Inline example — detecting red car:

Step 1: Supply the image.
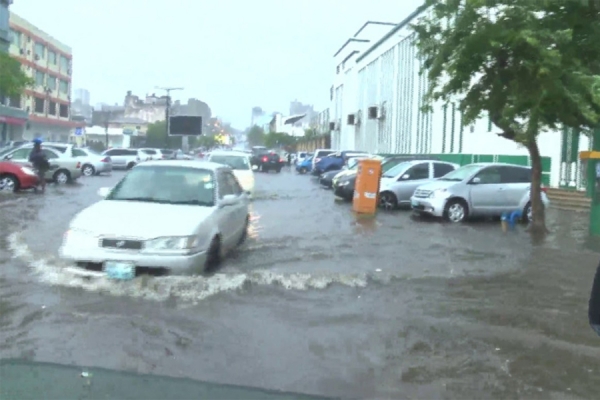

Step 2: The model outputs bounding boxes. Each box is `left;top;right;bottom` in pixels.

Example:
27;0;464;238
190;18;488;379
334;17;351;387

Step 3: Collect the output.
0;161;39;192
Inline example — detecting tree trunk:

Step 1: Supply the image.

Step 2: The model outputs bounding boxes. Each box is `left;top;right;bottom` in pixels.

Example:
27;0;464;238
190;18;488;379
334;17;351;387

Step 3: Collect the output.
525;137;549;236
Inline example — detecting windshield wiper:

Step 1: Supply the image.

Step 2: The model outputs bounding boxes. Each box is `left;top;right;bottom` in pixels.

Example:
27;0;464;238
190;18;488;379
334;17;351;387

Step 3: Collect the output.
112;197;164;203
438;178;462;181
166;200;214;206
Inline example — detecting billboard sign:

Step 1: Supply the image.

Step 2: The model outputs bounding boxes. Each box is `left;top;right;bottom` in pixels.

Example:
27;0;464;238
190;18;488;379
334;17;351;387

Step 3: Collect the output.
169;116;203;136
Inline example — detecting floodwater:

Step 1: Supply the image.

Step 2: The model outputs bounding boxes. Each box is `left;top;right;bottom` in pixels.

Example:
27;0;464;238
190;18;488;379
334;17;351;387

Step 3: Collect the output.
1;166;599;399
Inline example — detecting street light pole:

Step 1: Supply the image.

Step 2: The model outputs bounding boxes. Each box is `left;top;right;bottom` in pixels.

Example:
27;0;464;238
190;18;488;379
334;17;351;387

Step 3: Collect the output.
155;86;183;148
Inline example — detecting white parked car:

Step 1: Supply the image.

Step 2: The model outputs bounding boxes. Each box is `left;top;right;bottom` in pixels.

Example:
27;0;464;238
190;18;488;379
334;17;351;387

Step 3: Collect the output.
72;147;113;176
59;160;250;277
207;150;255;197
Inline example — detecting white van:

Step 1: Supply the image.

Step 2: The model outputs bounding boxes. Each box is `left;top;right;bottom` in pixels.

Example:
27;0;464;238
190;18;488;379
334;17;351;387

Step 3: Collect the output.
208;150;255;197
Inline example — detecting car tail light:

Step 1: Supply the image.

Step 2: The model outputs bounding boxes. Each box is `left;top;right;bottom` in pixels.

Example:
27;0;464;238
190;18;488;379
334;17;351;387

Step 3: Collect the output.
262;156;268;162
76;162;81;169
101;157;110;163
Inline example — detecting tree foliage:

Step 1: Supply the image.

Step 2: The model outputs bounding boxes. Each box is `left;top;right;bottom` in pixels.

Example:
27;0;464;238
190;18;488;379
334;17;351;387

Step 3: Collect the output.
265;132;296;149
0;52;34;98
246;125;265;146
145;120;183;148
303;128;319;138
411;0;600;235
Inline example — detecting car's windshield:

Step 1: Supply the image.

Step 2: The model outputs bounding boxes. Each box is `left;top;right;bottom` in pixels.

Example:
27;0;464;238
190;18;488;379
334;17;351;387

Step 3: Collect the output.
439;164;484;181
0;146;17;158
382;162;412;178
382;158;406;172
161;149;174;154
107;166;216;206
210;155;251;170
142;149;157;155
83;148;101;155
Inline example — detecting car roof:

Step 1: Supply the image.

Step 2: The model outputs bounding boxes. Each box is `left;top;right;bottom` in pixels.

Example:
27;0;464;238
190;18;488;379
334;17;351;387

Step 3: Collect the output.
139;160;226;171
209;150;249;157
466;162;531;168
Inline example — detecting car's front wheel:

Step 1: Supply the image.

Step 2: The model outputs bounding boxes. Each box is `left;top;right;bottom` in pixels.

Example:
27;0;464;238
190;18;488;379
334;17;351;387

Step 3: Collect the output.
0;174;18;192
444;199;468;222
379;191;398;210
298;167;307;174
204;236;222;272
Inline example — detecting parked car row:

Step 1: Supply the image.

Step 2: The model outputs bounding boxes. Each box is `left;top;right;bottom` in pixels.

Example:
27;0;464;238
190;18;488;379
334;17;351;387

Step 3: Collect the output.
298;150;550;223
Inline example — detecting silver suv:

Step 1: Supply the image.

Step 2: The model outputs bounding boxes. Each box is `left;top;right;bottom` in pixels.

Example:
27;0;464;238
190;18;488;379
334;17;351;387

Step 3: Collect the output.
101;148;144;170
410;162;550;222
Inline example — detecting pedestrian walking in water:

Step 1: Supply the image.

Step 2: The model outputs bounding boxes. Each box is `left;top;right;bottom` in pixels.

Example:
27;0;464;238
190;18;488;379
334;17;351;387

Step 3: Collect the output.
28;139;49;193
588;257;600;336
287;152;292;166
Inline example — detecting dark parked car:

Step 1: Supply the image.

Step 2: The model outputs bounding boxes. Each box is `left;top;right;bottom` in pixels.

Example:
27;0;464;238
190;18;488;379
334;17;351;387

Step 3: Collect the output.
254;151;285;173
319;157;365;188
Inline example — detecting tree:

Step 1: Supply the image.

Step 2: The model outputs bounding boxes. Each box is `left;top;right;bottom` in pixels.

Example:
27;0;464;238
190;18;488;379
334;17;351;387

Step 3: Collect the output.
0;52;33;98
304;128;319;138
145;120;182;148
264;132;296;149
196;135;218;149
411;0;600;235
247;125;265;146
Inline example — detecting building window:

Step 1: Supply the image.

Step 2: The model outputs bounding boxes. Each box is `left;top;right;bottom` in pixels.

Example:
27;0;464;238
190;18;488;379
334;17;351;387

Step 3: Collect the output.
0;6;7;32
48;50;57;65
9;95;21;108
10;28;20;47
59;55;69;71
35;70;45;87
49;101;57;116
59;79;68;94
47;75;56;90
59;104;69;118
34;98;44;114
34;42;45;59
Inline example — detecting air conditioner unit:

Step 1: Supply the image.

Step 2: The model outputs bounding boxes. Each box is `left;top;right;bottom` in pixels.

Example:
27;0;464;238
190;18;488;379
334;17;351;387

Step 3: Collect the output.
19;48;25;55
329;122;335;131
347;113;356;125
34;55;40;61
368;106;379;119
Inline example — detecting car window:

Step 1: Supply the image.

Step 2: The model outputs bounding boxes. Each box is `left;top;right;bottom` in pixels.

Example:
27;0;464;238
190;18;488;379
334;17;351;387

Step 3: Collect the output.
72;149;87;157
107;166;215;206
500;166;531;183
382;161;412;178
142;149;156;155
224;171;243;195
217;170;236;198
475;166;502;184
45;145;67;153
210;155;251;170
9;148;31;160
434;163;455;178
404;163;430;180
42;149;59;159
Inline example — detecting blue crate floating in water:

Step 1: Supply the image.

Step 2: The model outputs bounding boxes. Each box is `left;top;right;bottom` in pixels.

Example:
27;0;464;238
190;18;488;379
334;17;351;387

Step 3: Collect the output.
501;210;522;230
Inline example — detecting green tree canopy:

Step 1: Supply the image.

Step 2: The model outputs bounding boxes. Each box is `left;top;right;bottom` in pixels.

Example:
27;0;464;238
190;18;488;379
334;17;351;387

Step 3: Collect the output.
0;52;33;98
145;120;183;149
412;0;600;235
246;125;265;146
264;132;296;149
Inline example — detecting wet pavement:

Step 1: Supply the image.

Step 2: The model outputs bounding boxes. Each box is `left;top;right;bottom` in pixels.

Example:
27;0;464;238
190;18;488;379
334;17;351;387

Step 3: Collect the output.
1;167;600;399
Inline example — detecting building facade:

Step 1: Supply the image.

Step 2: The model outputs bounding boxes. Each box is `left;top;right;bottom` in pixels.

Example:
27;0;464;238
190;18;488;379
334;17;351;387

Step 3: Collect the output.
0;0;10;52
7;11;82;142
329;11;596;188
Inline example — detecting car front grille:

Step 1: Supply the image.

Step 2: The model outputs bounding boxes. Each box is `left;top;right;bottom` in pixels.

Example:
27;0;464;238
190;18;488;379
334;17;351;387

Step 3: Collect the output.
413;189;432;198
100;238;143;250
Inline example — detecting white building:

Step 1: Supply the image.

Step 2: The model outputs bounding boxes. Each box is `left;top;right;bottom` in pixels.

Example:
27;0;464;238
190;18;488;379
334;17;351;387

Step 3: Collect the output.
329;13;595;188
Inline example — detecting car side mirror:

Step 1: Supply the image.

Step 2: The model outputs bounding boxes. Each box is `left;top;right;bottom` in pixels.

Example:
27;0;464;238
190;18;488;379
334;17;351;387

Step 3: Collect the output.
252;165;258;171
470;177;481;184
4;154;12;160
400;174;410;180
97;187;111;197
219;194;237;207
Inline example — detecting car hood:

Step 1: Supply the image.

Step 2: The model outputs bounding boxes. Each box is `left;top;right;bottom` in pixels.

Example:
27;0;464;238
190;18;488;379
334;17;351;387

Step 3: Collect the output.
70;200;213;238
414;179;459;191
323;169;342;178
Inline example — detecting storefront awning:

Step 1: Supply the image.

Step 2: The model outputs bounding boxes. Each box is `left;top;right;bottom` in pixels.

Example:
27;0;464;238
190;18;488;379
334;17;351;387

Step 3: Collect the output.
0;105;29;126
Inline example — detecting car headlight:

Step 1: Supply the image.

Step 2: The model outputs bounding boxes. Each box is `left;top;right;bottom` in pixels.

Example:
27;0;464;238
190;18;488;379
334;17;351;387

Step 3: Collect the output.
21;167;37;176
340;180;350;187
63;228;98;248
144;236;198;252
429;189;450;198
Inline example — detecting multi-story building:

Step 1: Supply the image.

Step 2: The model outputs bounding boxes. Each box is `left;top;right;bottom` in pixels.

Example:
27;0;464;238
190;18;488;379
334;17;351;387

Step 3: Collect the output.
74;88;89;105
7;11;82;142
0;0;11;52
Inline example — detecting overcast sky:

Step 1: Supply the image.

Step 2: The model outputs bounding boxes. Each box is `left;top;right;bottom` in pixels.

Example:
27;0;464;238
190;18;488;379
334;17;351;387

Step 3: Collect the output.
12;0;422;128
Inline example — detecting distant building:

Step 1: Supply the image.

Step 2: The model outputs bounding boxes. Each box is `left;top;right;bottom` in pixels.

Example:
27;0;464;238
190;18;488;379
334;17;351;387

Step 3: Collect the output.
0;0;10;52
74;88;90;105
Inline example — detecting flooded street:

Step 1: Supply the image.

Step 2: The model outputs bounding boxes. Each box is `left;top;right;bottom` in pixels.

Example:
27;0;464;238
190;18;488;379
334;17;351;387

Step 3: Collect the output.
1;168;600;399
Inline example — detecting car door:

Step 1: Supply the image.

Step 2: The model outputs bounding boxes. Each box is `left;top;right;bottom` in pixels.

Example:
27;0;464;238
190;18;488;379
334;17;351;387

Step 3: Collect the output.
216;170;237;246
104;149;123;167
41;149;61;178
393;162;431;203
499;166;531;210
223;170;248;232
468;166;506;214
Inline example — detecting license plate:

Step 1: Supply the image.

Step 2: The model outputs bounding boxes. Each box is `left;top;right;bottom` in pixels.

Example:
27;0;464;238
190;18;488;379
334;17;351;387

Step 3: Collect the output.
411;200;419;207
104;261;135;280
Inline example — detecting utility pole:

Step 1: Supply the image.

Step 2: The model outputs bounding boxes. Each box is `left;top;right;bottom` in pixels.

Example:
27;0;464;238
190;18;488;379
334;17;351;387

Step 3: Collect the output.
155;86;183;149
